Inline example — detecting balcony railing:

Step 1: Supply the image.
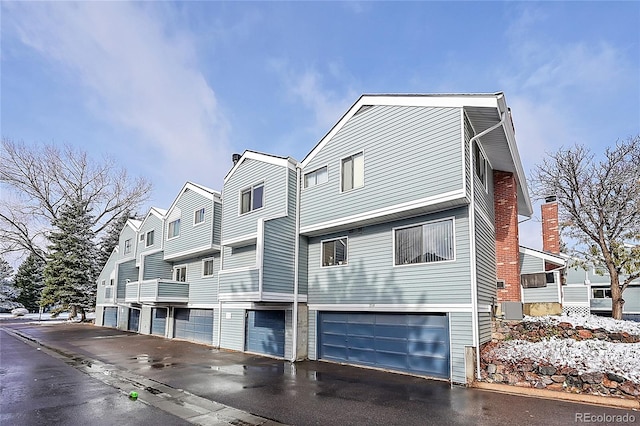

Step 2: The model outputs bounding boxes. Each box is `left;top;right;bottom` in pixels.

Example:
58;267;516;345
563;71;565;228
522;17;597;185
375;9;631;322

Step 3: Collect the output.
125;279;189;304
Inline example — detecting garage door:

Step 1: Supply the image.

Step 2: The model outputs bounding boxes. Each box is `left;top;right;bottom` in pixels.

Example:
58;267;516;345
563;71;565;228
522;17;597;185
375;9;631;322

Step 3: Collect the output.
103;307;118;328
128;308;140;332
173;308;213;344
246;310;285;357
151;308;167;336
319;312;450;379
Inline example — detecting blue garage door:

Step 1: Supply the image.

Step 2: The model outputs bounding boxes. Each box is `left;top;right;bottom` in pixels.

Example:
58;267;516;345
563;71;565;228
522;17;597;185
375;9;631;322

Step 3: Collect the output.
173;308;213;344
103;307;118;328
246;310;285;357
319;312;450;379
151;308;167;336
128;308;140;332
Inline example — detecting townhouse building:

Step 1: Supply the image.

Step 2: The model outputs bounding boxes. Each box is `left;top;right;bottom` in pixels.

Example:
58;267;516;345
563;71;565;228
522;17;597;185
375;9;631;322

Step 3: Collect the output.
95;92;535;384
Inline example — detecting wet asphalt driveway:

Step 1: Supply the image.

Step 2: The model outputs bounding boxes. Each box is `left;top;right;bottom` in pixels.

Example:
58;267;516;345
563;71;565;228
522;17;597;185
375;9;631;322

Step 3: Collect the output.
1;320;634;425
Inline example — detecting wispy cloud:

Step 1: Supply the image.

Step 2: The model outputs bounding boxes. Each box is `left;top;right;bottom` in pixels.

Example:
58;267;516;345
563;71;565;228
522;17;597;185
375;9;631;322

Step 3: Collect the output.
3;2;231;200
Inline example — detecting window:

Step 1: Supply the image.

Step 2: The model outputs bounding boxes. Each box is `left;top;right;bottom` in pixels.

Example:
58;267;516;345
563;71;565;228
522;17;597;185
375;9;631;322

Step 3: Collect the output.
145;230;155;247
592;288;612;298
168;219;180;239
521;273;548;288
202;259;214;277
322;237;348;267
394;219;455;265
124;239;132;254
474;142;488;190
304;166;328;188
174;265;187;282
109;279;114;286
139;234;145;242
341;152;364;192
240;183;264;214
101;279;106;286
194;207;205;225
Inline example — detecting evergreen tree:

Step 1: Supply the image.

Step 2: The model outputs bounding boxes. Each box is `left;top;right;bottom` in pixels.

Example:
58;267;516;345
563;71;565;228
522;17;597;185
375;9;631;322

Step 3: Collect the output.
96;210;131;270
0;258;22;311
14;251;46;312
41;199;98;321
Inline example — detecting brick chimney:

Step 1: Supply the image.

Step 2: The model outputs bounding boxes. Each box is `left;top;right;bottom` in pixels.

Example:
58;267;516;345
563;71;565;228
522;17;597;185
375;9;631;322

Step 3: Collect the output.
493;170;521;303
541;196;560;254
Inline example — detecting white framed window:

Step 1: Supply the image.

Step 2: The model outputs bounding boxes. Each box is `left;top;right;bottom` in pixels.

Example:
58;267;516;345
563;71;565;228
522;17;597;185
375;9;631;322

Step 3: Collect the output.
139;234;145;242
173;265;187;282
109;279;114;286
592;288;612;298
168;219;181;239
202;258;214;277
304;166;328;188
321;237;348;267
194;207;205;225
240;182;264;214
101;279;106;286
474;142;488;191
394;218;455;266
341;151;364;192
124;239;132;254
145;230;155;247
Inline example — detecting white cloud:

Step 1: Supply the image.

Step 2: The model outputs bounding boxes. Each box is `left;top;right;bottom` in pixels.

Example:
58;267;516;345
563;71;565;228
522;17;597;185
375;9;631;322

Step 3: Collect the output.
4;2;231;200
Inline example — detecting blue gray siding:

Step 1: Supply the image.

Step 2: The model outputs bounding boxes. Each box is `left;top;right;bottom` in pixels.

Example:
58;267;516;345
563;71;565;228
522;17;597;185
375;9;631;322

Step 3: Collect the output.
219;269;259;294
563;286;589;303
117;260;138;299
96;250;118;304
591;286;640;313
213;202;222;245
118;226;138;262
222;159;288;242
307;208;471;305
219;308;245;351
263;216;296;294
223;245;256;269
143;251;172;280
475;212;496;307
136;214;163;258
449;312;473;384
308;310;317;360
301;106;464;229
164;188;216;258
478;312;492;344
520;252;544;274
523;281;559;303
298;236;309;295
188;254;220;304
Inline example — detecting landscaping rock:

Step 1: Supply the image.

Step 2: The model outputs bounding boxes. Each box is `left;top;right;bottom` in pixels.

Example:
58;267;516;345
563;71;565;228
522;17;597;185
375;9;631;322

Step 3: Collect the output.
487;364;496;374
551;375;566;383
607;372;625;383
538;365;556;376
580;372;604;384
577;329;592;339
602;377;619;389
619;381;640;397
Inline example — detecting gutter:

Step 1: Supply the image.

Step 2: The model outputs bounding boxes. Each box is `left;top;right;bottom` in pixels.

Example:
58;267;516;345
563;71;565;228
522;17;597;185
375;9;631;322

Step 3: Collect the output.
291;167;301;362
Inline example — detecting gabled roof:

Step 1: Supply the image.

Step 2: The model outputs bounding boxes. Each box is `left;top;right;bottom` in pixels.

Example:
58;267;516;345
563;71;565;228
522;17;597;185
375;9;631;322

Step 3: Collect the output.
224;150;298;184
165;181;221;219
519;245;566;267
300;92;532;216
118;218;141;239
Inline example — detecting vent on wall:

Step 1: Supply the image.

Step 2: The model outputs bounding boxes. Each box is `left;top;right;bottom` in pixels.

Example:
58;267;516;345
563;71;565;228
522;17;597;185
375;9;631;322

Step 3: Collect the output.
496;280;505;289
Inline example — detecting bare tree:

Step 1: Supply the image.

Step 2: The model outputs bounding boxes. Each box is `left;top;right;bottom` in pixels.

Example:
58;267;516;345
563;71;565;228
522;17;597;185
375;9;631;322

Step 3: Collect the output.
0;138;152;259
531;135;640;319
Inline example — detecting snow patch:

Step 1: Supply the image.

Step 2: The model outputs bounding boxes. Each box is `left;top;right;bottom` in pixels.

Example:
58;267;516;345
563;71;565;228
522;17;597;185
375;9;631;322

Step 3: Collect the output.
524;314;640;336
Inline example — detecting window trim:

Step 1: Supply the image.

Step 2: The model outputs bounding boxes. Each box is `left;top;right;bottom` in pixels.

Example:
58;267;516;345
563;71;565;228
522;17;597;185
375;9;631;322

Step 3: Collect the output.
340;151;365;193
193;207;206;226
392;217;456;267
173;264;187;282
145;230;155;247
473;141;489;192
239;181;265;215
167;218;181;240
303;165;329;189
202;257;215;278
101;279;106;286
124;238;132;254
320;236;349;268
592;288;612;299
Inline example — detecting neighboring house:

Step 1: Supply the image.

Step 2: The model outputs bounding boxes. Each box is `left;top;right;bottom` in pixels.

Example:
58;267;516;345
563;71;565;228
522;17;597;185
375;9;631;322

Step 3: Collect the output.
95;92;535;385
519;246;565;305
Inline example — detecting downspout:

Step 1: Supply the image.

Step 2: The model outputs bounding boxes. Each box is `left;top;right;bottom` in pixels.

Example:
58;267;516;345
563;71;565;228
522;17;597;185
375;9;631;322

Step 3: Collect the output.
291;167;301;362
468;108;507;381
217;199;224;348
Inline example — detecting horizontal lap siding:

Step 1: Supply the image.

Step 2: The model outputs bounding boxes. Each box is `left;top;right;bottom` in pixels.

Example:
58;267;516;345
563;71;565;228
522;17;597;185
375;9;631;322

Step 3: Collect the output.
213;202;222;245
188;254;220;304
118;226;137;262
520;252;544;274
523;284;559;303
158;282;189;299
563;286;589;303
220;308;245;351
117;260;138;299
478;312;492;344
622;287;640;312
164;189;214;257
96;251;117;304
301;106;464;229
136;214;163;258
263;216;296;294
143;251;172;280
307;208;471;305
222;159;287;242
308;310;317;360
298;236;309;295
475;212;496;307
449;312;473;384
223;245;256;269
219;269;259;294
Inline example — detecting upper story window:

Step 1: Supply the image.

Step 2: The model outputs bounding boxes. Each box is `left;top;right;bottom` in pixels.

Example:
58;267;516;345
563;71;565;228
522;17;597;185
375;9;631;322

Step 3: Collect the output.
341;152;364;192
139;234;145;242
174;265;187;282
202;258;214;277
474;142;488;190
304;166;328;188
240;182;264;214
394;218;455;265
145;230;155;247
194;207;205;225
101;279;106;286
322;237;348;267
168;219;181;239
124;239;132;254
592;288;612;298
109;278;114;286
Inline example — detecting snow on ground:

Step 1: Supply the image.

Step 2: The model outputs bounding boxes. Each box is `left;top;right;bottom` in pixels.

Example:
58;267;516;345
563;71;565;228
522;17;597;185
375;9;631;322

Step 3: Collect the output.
0;312;95;322
491;338;640;383
524;314;640;336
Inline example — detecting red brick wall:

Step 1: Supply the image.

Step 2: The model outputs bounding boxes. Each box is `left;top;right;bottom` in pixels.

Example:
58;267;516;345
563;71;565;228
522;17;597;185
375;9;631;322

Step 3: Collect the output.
541;201;560;254
493;170;521;302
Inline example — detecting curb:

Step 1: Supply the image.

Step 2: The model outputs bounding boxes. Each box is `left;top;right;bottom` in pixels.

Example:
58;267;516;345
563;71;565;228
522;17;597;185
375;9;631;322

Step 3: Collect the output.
472;382;640;411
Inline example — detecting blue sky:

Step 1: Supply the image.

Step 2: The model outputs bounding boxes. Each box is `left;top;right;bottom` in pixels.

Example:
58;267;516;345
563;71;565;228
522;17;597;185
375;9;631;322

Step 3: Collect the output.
2;1;639;250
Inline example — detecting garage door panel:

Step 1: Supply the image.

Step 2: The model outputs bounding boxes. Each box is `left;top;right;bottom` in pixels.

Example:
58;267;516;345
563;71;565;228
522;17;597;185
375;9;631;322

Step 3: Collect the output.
319;312;450;379
246;310;285;357
174;308;213;344
103;307;117;328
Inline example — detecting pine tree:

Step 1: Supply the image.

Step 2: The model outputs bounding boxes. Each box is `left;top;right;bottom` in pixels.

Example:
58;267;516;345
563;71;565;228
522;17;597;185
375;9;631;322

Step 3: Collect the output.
96;210;131;271
41;199;98;321
14;251;46;312
0;258;22;312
